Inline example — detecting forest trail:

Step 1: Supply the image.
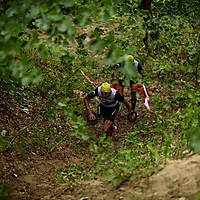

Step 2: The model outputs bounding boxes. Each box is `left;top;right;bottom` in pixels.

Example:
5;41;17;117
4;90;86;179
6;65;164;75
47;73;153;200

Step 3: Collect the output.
1;79;200;200
1;151;200;200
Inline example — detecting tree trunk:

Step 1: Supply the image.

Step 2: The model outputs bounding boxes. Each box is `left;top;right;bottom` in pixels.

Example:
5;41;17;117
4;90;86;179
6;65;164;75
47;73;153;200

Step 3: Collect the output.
138;0;153;51
195;54;200;87
138;0;153;21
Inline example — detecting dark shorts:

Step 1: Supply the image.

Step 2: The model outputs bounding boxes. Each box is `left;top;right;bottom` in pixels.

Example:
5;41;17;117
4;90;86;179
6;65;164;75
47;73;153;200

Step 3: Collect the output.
99;103;119;122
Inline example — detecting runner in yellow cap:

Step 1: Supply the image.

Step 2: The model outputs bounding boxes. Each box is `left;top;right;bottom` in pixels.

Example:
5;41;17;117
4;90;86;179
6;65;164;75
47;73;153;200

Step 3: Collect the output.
101;82;111;92
84;82;133;139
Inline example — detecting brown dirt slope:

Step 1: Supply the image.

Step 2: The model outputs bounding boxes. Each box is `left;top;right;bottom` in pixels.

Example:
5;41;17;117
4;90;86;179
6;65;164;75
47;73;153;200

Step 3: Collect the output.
1;80;200;200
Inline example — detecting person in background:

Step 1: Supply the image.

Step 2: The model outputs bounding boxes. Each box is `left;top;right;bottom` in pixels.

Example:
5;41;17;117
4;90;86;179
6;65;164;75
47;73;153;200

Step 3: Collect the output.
128;55;144;113
111;55;144;120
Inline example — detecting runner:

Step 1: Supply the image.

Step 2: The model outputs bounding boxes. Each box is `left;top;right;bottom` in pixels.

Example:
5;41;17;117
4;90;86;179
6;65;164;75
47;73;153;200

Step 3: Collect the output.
128;55;145;113
84;82;133;139
111;55;147;120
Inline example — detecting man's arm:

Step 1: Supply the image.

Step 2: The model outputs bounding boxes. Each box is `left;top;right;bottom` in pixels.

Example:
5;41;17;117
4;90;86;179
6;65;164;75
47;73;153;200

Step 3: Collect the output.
84;89;98;121
123;98;132;113
137;63;144;77
123;98;136;121
84;96;93;115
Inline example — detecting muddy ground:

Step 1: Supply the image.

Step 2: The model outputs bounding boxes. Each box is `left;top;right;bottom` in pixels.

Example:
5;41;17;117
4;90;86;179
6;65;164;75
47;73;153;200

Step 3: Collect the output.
1;149;200;200
1;82;200;200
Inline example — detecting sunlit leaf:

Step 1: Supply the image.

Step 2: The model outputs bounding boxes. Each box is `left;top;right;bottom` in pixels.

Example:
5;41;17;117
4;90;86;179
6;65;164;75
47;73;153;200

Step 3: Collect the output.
57;22;67;32
111;175;124;187
190;127;200;152
30;6;40;17
124;62;137;78
6;7;17;17
90;39;105;53
58;102;66;107
61;0;75;8
22;76;30;85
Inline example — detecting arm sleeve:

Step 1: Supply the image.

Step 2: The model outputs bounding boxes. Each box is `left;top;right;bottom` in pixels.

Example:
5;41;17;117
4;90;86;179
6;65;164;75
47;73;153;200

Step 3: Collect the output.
137;63;144;75
118;79;124;87
114;63;121;68
87;88;98;100
114;91;124;102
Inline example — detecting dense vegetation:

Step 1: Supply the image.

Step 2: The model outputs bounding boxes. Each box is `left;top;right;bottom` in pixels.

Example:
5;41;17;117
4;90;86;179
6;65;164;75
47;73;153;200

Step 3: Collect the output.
0;0;200;199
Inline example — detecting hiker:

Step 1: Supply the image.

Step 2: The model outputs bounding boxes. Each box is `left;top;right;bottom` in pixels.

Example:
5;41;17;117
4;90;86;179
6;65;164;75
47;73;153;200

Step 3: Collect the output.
112;55;146;118
84;82;133;139
128;55;145;112
111;64;124;96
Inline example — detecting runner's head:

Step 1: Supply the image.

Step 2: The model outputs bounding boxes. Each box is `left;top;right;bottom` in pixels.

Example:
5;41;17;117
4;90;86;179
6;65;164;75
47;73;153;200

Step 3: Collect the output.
127;55;134;61
101;82;111;98
101;82;111;92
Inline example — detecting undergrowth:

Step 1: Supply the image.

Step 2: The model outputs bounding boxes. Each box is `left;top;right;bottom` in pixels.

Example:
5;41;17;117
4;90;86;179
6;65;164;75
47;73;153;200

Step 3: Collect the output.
0;5;199;195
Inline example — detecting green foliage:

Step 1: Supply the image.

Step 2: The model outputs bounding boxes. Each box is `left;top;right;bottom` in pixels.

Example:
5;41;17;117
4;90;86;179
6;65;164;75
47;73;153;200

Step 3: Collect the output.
153;0;200;24
86;132;163;186
0;134;10;152
0;0;144;85
0;184;9;200
193;192;200;200
58;164;84;182
147;143;159;164
1;0;200;193
190;127;200;152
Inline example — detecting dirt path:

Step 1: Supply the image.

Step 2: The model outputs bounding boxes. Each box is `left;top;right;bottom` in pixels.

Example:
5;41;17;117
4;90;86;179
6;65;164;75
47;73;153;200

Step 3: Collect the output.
1;153;200;200
147;153;200;200
1;80;200;200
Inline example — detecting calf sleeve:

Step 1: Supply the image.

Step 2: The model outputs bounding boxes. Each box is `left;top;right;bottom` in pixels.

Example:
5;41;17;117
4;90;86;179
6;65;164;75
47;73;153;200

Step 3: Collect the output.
106;125;114;136
131;97;136;111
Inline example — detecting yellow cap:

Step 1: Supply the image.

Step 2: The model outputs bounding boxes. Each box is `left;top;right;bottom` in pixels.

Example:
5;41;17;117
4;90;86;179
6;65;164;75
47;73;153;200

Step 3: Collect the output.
128;55;134;60
101;82;111;92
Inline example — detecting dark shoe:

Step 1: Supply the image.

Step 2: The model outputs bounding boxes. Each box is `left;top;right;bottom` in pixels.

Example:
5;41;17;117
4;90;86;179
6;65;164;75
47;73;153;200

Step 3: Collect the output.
107;125;117;140
128;111;137;123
